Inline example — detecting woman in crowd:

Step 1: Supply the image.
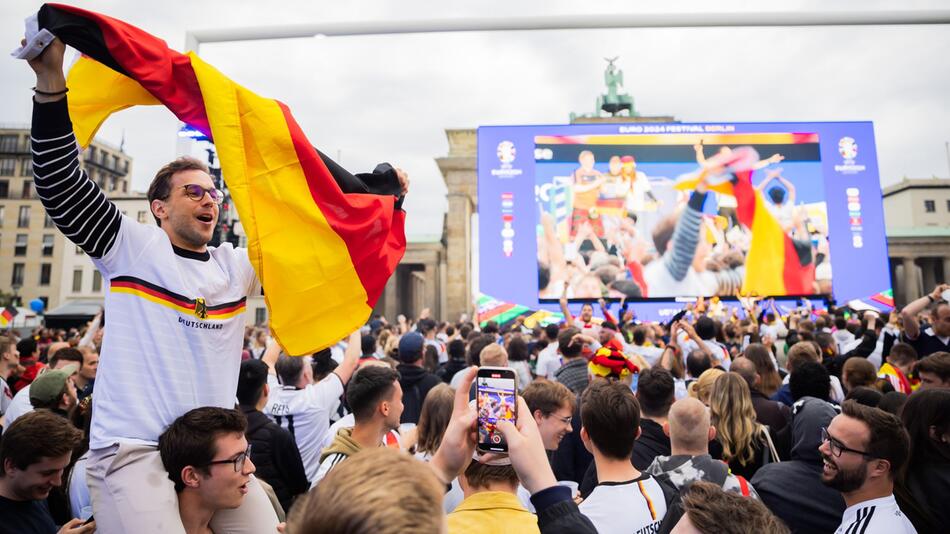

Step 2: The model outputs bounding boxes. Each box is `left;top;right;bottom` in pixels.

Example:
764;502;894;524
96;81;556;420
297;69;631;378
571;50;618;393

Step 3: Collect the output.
690;368;725;406
742;343;783;398
896;388;950;532
708;372;778;480
411;384;463;512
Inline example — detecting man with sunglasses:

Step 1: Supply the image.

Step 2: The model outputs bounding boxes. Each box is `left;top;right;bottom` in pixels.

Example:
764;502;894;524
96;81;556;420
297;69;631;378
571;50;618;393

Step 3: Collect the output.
819;401;917;534
25;38;408;534
159;407;257;534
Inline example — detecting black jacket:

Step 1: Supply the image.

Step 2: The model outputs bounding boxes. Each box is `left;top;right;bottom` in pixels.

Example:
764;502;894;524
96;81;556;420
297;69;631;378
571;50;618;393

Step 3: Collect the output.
551;394;593;484
397;364;442;425
751;397;845;534
750;389;791;434
437;359;468;384
240;405;309;513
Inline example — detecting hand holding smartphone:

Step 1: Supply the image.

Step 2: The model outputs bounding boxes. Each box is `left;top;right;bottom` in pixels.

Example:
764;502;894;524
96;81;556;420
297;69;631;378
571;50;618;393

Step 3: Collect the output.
476;367;518;453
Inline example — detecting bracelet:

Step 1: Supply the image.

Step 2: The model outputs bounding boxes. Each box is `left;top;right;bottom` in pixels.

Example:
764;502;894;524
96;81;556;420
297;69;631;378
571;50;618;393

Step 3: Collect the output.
927;295;935;303
32;87;68;96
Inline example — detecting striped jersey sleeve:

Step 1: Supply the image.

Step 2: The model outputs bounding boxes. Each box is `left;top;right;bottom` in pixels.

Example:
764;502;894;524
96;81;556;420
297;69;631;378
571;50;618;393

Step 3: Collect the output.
662;191;707;282
31;97;121;258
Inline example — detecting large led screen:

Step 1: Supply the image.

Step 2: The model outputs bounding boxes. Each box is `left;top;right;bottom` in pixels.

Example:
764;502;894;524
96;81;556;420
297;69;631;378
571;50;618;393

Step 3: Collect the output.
477;122;890;321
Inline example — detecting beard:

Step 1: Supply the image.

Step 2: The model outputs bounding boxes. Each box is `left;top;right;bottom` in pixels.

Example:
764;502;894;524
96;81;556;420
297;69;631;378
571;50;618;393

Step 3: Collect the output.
820;453;868;493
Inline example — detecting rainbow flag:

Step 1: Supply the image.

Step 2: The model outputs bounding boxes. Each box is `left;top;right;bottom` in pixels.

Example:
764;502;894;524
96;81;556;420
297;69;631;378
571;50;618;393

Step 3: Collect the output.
34;4;406;355
476;294;564;328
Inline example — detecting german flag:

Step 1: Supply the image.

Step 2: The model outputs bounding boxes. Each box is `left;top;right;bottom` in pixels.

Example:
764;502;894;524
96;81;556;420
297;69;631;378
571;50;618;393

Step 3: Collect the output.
0;306;17;327
32;4;406;355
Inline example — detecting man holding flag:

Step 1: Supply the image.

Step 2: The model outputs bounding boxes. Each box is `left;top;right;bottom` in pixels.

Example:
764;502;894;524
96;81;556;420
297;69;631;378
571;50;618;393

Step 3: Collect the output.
19;4;408;532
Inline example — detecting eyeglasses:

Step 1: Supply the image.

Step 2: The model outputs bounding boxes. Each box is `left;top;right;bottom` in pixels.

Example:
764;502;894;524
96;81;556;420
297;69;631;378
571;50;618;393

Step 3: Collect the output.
181;184;224;205
548;414;573;425
205;444;252;472
820;427;871;458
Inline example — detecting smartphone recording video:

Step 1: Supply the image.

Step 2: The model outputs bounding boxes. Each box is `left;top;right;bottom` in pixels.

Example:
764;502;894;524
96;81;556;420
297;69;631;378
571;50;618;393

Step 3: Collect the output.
476;367;518;453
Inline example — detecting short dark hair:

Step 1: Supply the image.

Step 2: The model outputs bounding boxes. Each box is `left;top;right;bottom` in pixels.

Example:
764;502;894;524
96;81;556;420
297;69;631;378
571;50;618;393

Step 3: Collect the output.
557;327;582;358
346;366;400;423
467;334;496;367
681;481;790;534
447;339;466;362
695;316;715;340
841;400;909;479
916;352;950;382
888;343;917;367
637;368;675;418
158;407;247;492
275;354;305;386
506;336;529;362
834;316;848;331
482;321;500;335
687;349;712;379
50;347;83;369
361;335;377;355
632;326;648;345
0;410;82;476
312;349;338;381
844;386;883;408
789;361;830;401
147;157;210;226
236;359;269;406
463;460;518;489
544;323;560;341
581;380;640;460
16;337;36;358
523;380;576;417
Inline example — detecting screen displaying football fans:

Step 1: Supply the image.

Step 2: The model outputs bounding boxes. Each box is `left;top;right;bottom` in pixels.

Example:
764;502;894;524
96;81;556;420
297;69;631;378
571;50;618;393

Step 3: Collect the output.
477;122;890;322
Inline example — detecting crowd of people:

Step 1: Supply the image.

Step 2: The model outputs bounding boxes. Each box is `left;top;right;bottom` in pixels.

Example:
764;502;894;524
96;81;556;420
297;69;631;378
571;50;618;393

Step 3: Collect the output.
2;34;949;534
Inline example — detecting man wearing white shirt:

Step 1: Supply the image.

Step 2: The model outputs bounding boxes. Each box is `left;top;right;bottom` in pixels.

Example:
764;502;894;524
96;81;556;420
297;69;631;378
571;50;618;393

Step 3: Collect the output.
820;401;916;533
535;324;564;380
262;332;359;485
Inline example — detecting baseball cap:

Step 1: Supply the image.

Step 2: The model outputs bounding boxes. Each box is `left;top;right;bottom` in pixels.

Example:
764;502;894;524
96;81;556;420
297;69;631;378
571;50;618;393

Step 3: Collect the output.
397;332;425;363
29;363;78;407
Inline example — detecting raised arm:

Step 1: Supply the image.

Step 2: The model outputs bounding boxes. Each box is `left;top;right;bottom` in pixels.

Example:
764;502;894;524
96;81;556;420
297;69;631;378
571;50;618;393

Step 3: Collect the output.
332;330;361;385
778;175;796;205
901;284;949;340
662;188;708;282
27;38;121;258
560;282;575;328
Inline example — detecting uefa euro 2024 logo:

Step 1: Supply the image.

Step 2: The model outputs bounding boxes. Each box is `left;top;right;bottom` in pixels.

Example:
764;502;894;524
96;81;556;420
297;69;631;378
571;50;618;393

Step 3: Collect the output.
497;141;516;165
838;137;858;163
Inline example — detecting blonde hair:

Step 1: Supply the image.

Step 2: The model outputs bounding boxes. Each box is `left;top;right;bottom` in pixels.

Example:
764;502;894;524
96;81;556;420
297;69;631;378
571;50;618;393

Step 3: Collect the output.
480;343;508;367
689;368;725;405
709;372;762;466
287;448;444;533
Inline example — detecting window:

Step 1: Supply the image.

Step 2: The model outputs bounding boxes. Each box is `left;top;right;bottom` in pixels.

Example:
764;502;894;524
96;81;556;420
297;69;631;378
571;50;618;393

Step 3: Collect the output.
14;234;27;256
44;213;54;228
255;308;268;326
0;205;5;226
42;234;53;256
137;210;147;223
11;263;24;286
21;180;32;199
0;158;14;176
20;160;32;177
17;205;29;228
925;200;936;213
39;263;51;286
122;181;128;193
0;135;18;152
72;269;83;293
112;155;120;170
92;270;102;292
0;181;8;198
946;199;950;212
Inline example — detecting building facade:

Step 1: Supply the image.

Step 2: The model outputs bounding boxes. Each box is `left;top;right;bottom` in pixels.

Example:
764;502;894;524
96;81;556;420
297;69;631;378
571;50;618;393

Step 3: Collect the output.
883;177;950;307
0;126;133;310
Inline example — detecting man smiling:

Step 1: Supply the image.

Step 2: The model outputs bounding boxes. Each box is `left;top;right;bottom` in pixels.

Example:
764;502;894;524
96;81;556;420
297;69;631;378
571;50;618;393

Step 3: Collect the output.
159;408;257;534
0;410;90;534
819;401;916;534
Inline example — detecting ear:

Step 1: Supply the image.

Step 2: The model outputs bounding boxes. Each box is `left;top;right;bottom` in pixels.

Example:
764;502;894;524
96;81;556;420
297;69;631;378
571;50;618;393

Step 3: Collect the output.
380;400;390;418
708;425;717;442
662;421;671;438
634;426;642;441
579;426;592;452
181;465;202;489
869;458;891;480
533;409;544;425
3;457;18;475
150;198;167;222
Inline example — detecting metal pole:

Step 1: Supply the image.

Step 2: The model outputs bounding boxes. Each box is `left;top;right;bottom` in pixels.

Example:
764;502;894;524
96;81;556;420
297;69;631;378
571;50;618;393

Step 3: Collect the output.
185;10;950;51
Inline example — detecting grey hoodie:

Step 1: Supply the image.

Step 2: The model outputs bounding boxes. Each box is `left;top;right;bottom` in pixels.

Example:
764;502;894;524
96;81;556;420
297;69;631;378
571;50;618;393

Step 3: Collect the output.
751;396;846;534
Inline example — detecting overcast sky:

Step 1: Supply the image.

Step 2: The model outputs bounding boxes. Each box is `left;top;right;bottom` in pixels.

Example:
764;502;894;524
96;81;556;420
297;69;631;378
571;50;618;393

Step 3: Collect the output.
3;0;949;239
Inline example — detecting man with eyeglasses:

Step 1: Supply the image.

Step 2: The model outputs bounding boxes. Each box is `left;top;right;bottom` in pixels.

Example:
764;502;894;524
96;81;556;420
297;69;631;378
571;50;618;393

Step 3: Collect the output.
819;400;917;533
25;38;408;534
159;407;257;534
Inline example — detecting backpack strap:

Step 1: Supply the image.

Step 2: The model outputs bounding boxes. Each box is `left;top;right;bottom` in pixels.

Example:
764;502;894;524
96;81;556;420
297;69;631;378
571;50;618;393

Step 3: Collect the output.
736;475;751;497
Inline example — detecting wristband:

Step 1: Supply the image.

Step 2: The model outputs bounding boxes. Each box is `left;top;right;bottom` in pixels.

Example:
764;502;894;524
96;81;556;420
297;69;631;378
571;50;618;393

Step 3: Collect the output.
927;295;935;303
32;86;68;96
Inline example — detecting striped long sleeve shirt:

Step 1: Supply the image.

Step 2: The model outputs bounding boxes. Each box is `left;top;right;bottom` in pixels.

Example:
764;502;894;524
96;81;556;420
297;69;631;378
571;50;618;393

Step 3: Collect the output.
31;97;121;258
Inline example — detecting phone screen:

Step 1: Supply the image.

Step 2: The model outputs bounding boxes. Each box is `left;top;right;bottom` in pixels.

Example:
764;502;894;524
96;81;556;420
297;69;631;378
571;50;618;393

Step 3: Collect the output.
477;369;517;452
